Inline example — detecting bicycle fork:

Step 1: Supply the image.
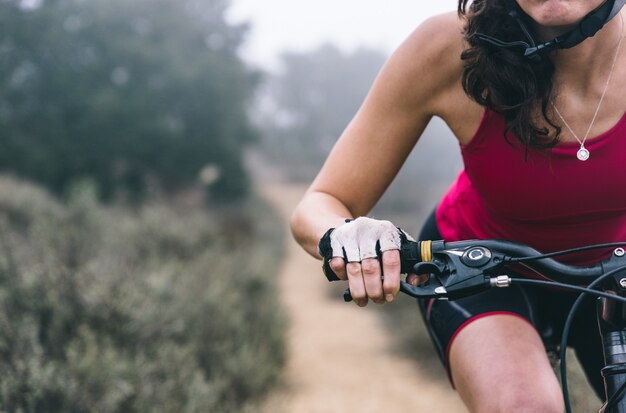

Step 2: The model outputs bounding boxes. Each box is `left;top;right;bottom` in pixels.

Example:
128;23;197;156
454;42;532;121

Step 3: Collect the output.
598;295;626;413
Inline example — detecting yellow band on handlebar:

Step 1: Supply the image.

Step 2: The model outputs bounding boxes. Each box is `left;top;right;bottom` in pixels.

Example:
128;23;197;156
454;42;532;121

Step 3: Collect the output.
421;240;432;262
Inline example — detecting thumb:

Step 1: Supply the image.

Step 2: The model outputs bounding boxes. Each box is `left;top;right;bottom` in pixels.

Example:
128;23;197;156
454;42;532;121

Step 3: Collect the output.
406;273;430;287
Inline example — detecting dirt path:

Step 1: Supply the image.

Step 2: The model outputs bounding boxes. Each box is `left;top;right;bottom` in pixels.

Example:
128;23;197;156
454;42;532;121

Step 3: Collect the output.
262;183;467;413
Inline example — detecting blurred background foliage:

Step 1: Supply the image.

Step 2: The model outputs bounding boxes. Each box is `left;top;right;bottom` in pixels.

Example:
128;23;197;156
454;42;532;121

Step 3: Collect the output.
0;177;284;412
0;0;286;411
0;0;256;201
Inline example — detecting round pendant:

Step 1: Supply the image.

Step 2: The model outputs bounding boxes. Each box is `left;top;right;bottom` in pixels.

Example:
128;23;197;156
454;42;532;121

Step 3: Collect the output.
577;147;590;161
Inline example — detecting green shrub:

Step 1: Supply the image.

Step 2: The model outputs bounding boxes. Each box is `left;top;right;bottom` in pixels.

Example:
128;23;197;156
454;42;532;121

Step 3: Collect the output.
0;176;285;412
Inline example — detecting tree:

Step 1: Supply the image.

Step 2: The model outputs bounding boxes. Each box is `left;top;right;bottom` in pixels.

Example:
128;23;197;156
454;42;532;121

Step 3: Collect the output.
0;0;257;200
255;44;387;180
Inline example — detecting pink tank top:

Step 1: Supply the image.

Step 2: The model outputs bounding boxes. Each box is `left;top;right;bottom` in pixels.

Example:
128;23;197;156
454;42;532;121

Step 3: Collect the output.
436;109;626;266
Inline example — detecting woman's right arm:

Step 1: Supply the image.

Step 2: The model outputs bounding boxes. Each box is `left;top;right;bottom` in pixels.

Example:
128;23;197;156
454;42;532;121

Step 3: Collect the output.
290;12;466;305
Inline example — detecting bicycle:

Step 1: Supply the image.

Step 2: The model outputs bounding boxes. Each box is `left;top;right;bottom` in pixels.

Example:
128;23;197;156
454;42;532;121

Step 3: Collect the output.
328;238;626;413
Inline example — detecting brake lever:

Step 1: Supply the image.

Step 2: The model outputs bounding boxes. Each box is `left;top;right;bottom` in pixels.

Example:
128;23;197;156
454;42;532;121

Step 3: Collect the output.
398;261;451;298
343;260;450;302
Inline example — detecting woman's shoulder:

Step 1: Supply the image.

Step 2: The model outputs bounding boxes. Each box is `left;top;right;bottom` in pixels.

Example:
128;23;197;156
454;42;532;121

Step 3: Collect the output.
377;11;469;118
395;12;466;78
380;12;483;141
408;12;466;52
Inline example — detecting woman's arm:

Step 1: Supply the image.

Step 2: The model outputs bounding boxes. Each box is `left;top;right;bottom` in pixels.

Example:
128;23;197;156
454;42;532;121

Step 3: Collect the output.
290;12;466;304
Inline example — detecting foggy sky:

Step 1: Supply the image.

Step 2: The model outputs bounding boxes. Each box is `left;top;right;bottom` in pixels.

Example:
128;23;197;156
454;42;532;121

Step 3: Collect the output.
227;0;459;70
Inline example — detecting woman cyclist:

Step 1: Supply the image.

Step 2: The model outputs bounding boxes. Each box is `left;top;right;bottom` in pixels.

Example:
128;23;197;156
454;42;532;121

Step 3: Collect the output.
290;1;626;412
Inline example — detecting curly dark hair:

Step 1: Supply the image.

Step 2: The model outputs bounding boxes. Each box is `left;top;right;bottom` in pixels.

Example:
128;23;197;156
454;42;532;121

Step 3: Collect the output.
458;0;561;149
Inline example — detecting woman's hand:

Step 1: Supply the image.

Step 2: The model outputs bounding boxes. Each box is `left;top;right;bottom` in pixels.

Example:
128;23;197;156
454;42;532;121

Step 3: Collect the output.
318;217;413;306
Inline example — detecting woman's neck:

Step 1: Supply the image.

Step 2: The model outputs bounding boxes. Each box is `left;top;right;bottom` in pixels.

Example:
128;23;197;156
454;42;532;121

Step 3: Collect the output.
548;11;625;86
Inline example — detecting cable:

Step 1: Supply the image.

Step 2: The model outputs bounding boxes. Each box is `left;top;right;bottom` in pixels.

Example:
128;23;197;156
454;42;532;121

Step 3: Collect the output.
511;266;626;412
557;265;626;413
510;278;626;304
507;242;626;263
473;33;530;49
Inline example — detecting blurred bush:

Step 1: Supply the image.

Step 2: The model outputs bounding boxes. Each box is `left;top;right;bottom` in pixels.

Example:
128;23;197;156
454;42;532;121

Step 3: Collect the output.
0;176;284;412
0;0;257;201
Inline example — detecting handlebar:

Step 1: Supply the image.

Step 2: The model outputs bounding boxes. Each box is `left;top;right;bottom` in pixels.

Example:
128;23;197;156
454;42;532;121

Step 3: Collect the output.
330;239;626;302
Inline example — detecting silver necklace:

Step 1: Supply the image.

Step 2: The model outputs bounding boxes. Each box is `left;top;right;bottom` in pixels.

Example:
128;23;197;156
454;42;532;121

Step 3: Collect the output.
551;15;624;161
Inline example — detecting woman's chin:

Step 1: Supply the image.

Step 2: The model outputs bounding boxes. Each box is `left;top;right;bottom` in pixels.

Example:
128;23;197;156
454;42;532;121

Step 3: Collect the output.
516;0;603;28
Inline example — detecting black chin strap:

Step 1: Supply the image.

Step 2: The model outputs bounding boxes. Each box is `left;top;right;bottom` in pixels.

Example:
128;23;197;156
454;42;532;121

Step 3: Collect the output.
475;0;625;60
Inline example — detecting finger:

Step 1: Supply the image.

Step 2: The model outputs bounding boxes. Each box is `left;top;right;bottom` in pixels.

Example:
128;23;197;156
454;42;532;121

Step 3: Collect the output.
381;250;401;302
361;258;384;304
346;262;367;307
328;257;348;280
406;273;430;287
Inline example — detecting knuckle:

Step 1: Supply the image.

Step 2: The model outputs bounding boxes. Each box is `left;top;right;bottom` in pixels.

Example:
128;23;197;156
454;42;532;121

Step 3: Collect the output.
360;260;380;276
329;258;345;272
382;252;400;267
345;262;362;277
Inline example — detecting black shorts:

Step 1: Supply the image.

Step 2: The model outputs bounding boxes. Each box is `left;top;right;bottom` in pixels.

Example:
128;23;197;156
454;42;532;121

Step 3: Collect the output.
417;210;604;398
